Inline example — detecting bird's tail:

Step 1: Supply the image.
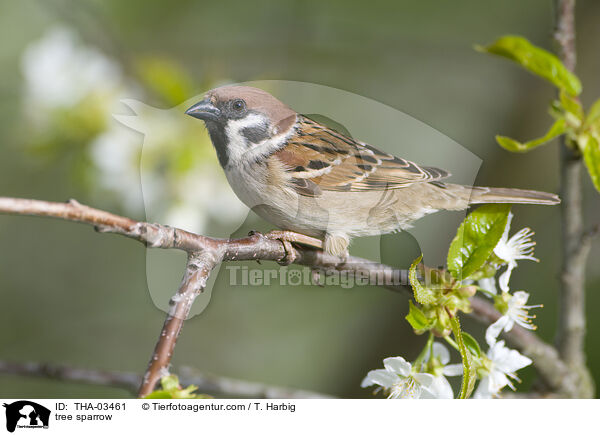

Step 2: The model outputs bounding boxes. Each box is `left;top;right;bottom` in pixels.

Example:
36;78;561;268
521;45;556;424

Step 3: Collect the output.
466;186;560;205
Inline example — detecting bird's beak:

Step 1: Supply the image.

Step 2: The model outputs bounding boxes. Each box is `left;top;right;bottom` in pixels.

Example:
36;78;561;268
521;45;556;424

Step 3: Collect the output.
185;98;221;121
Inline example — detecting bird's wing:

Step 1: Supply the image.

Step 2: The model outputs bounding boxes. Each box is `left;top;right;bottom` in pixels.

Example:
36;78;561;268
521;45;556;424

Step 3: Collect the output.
272;115;450;196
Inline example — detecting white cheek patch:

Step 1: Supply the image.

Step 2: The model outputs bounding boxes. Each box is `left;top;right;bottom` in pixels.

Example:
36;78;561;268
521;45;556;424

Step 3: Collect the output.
225;113;297;168
225;114;266;164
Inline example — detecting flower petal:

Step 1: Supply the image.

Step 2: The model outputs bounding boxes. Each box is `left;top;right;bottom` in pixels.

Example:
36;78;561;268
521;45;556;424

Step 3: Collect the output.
488;340;532;376
473;376;493;399
489;369;510;392
432;342;450;365
383;356;411;376
413;372;434;388
361;369;397;388
495;212;514;253
498;263;515;293
428;376;454;399
511;290;530;306
485;315;510;346
442;364;463;377
496;349;532;373
391;383;422;399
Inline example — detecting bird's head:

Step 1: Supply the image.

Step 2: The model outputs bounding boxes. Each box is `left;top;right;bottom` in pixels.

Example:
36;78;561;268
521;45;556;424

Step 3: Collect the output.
185;86;296;168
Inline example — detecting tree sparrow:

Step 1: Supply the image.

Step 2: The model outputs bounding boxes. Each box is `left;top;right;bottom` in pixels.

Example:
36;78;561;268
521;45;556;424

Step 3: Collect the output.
186;86;559;257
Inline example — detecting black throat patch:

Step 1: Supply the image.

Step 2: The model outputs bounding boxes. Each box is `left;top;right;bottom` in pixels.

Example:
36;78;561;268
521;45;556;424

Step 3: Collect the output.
205;122;229;168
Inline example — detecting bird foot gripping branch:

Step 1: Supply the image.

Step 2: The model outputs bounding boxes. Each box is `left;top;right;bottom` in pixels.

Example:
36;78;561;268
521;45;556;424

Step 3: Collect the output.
248;230;324;265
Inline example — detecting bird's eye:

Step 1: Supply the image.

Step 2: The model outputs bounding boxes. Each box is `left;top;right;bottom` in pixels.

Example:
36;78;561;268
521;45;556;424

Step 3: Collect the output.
231;99;245;112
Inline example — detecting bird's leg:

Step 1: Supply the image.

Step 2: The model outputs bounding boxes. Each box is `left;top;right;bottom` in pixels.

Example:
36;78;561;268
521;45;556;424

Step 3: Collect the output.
249;230;324;265
264;230;324;249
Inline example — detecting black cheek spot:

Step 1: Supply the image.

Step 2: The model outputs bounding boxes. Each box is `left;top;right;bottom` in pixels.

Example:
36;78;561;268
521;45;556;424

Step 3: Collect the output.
308;160;329;170
240;125;269;144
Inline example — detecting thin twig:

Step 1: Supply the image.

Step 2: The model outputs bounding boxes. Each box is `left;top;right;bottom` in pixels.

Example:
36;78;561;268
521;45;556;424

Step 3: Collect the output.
0;360;333;399
553;0;595;397
0;360;141;393
138;251;222;397
177;366;334;398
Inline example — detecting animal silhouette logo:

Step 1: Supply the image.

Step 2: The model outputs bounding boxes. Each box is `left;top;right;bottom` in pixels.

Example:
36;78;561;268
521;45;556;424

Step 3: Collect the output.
3;401;50;432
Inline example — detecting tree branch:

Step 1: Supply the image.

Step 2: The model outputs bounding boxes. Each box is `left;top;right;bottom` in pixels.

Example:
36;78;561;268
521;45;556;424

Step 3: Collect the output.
0;196;576;397
0;360;333;399
553;0;595;397
138;251;222;397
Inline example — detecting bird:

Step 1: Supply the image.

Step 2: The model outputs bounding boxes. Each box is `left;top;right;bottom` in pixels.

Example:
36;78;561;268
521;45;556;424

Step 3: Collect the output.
185;85;559;258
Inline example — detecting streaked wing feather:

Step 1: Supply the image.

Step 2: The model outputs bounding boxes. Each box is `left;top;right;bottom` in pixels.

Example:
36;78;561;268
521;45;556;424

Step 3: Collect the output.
274;116;450;196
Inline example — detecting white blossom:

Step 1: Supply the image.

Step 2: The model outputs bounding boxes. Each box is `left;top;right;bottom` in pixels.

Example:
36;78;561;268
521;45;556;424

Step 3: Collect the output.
424;342;463;399
361;357;438;399
485;291;542;345
89;124;144;214
473;339;532;399
21;27;123;111
493;212;538;292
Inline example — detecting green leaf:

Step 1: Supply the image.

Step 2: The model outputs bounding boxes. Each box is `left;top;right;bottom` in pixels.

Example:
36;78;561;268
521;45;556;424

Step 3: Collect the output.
409;255;437;305
160;374;180;391
496;118;567;153
144;390;174;399
559;90;584;123
450;316;477;399
584;98;600;130
447;204;511;280
405;300;434;333
579;133;600;192
142;374;210;399
476;35;582;96
461;332;482;358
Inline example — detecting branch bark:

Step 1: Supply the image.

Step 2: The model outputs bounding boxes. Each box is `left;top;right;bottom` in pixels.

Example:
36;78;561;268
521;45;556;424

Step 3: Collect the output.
138;251;222;397
553;0;595;398
0;360;333;399
0;196;578;397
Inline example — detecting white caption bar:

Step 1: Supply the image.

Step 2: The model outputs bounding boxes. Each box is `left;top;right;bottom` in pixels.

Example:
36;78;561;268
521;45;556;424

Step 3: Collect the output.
0;399;594;434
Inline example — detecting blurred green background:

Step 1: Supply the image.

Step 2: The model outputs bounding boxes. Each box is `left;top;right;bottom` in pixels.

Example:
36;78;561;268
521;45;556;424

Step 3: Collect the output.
0;0;599;398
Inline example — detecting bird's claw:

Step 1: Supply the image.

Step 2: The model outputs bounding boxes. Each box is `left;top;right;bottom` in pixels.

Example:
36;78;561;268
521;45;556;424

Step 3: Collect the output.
249;230;324;265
